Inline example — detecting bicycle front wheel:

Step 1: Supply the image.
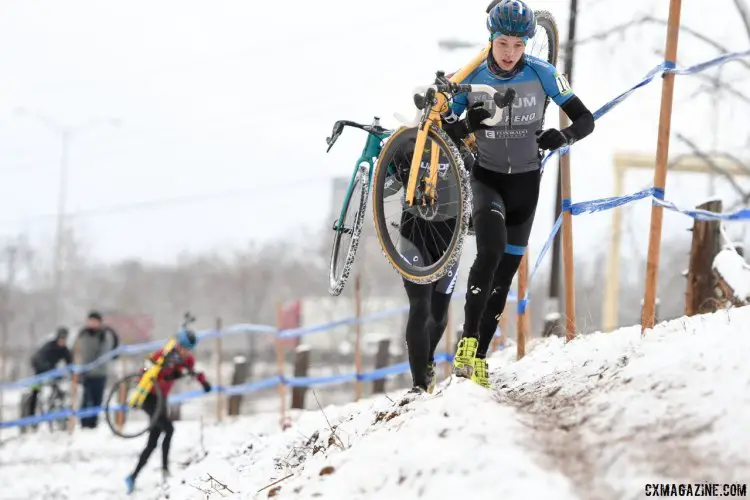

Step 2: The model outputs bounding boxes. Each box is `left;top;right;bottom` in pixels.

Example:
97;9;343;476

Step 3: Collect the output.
328;163;370;296
371;125;471;284
104;373;165;439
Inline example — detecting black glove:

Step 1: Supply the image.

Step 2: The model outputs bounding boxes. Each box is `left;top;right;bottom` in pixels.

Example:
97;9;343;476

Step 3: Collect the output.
465;101;492;132
536;128;570;151
201;380;212;393
442;102;492;144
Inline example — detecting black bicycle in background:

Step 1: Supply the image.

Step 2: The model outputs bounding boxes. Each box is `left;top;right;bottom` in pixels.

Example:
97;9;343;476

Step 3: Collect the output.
23;377;69;432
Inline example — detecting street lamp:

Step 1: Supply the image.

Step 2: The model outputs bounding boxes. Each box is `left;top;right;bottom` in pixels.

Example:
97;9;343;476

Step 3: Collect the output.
12;107;121;327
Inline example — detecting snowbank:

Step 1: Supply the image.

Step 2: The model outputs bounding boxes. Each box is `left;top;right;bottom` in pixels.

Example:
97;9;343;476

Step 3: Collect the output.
2;306;749;500
713;248;750;303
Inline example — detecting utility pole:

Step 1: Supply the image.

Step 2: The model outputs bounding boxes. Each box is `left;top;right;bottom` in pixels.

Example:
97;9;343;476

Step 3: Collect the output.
52;130;70;329
13;108;120;327
546;0;578;337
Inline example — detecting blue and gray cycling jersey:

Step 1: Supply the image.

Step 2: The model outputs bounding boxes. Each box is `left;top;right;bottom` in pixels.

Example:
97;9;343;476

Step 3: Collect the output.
450;54;575;174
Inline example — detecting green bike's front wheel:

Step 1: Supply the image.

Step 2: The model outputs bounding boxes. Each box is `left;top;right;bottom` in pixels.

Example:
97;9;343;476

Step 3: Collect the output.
328;163;370;296
371;125;471;284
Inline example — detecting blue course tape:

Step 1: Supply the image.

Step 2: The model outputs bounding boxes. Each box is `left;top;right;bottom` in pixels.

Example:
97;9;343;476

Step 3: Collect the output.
0;324;277;391
0;354;456;429
541;49;750;171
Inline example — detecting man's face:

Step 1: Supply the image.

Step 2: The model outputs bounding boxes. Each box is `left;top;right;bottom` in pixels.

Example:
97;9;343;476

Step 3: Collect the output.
56;337;67;347
491;35;526;71
86;317;102;330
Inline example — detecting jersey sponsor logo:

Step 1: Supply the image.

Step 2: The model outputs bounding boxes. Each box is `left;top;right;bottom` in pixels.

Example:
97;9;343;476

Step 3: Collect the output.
484;129;528;139
554;72;572;95
513;112;537;123
513;95;537;108
471;94;537;109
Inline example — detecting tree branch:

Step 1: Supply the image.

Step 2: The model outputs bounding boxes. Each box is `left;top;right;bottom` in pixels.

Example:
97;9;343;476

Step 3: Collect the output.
732;0;750;42
675;133;749;201
563;15;750;73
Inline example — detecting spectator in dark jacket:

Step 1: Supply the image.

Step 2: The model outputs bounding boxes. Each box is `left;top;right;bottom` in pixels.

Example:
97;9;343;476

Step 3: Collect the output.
75;310;120;429
27;327;72;417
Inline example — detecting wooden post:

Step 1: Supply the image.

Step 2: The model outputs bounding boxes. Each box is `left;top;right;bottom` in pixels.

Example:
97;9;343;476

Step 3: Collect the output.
603;165;625;332
291;345;310;409
115;356;127;431
67;339;81;434
372;338;390;394
641;298;660;325
0;310;6;442
685;200;723;316
214;317;223;422
227;356;249;416
641;0;683;334
559;115;577;342
516;253;529;360
443;303;453;378
493;312;507;352
354;274;363;402
274;304;287;428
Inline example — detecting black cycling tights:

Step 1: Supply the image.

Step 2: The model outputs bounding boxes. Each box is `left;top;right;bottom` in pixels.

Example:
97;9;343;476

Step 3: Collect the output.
132;393;174;479
403;279;454;390
463;166;541;358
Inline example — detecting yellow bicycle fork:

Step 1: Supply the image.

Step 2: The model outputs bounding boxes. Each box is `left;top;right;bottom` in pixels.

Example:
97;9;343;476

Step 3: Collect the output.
404;45;490;207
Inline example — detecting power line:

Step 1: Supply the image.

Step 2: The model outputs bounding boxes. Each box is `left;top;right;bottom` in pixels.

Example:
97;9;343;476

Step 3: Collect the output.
0;175;333;228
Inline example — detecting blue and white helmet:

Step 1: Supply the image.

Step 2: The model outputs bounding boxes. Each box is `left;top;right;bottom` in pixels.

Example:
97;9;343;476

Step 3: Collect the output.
487;0;536;40
176;329;198;350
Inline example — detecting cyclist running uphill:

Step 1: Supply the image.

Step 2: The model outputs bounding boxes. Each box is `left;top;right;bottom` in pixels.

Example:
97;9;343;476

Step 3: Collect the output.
443;0;595;388
125;329;212;495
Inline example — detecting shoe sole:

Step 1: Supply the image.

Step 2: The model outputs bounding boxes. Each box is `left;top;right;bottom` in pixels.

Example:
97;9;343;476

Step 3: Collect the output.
452;364;474;379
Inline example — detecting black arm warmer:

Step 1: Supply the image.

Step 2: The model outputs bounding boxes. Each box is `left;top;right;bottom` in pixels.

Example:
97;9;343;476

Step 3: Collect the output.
560;95;595;144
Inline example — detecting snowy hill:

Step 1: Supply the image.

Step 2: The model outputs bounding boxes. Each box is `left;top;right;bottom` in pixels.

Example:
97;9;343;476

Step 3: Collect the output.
2;306;749;500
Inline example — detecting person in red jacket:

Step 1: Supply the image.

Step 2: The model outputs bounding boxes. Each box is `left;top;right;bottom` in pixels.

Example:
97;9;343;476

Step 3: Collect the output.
125;329;211;494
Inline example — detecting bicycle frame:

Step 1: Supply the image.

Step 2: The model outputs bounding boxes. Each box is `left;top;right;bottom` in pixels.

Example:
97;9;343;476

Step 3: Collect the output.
404;45;491;207
328;119;392;231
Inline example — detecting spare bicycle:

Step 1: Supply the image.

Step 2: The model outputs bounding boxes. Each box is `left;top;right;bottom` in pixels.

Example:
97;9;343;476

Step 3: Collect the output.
325;117;391;296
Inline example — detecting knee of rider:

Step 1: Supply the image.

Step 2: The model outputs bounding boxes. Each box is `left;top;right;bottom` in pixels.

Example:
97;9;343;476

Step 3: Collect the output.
408;296;431;320
474;210;507;251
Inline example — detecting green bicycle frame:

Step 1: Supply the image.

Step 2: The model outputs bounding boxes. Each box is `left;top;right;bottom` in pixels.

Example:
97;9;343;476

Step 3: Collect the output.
334;128;392;230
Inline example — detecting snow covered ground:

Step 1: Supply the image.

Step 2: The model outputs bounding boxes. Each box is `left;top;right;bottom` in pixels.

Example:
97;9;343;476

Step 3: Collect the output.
2;306;749;500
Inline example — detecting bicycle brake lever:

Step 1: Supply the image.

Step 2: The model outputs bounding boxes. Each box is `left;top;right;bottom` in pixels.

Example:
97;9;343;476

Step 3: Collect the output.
494;88;517;108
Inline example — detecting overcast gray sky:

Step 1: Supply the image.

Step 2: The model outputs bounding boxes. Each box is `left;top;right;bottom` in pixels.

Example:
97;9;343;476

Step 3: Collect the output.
0;0;749;268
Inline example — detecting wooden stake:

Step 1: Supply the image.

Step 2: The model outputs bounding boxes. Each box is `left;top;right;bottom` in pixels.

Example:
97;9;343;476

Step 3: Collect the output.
274;304;287;428
444;303;453;378
641;0;683;333
560;111;577;342
214;317;223;422
354;274;363;402
516;253;529;360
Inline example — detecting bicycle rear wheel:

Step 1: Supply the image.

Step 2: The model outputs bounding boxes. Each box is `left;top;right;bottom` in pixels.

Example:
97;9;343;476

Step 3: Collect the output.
328;163;370;296
104;373;165;439
371;125;471;284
